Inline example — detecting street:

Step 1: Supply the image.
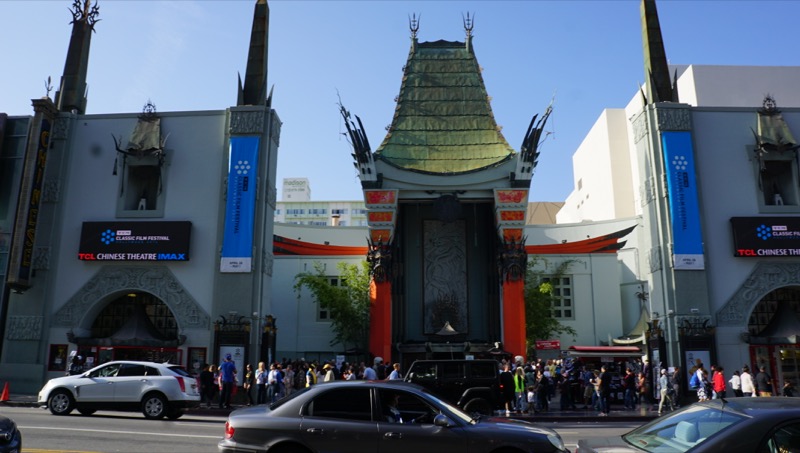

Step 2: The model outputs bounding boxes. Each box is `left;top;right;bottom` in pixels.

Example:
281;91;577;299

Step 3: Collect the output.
5;405;637;452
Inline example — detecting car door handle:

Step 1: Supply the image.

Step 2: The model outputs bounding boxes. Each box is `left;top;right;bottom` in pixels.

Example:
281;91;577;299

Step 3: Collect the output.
306;428;324;435
384;432;403;439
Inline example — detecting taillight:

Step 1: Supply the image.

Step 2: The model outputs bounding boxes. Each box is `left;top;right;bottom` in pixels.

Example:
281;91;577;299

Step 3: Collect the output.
224;421;235;439
175;376;186;392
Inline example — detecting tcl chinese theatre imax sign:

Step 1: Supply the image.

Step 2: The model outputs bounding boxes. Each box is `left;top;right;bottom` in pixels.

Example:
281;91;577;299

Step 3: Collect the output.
78;221;191;261
731;217;800;257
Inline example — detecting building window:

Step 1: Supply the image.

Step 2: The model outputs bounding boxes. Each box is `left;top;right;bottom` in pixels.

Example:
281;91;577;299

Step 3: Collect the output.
543;276;574;320
332;208;348;215
275;209;281;215
752;147;800;212
116;157;167;218
316;277;339;322
309;208;327;215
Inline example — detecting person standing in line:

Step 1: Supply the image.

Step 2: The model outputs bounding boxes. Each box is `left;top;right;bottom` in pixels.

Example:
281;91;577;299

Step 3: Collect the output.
218;354;237;409
283;364;295;397
658;369;673;415
363;361;378;380
514;366;527;413
322;363;336;382
740;365;755;397
499;362;516;415
243;363;254;406
387;363;402;380
636;371;648;409
755;366;774;397
622;368;636;410
198;363;215;408
596;365;611;416
255;362;268;405
783;380;795;397
729;370;742;397
712;366;727;399
670;366;682;407
305;363;318;387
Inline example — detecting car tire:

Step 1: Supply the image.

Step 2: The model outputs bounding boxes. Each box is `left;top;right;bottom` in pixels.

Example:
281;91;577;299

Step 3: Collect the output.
166;409;184;420
142;393;168;419
48;389;75;416
77;407;97;416
463;397;492;416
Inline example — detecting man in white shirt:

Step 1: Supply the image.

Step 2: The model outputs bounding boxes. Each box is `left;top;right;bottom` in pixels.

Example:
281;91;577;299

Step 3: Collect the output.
387;363;402;380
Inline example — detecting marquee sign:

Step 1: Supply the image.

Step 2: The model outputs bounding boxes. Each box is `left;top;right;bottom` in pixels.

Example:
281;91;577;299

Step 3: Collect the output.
78;221;191;261
731;217;800;257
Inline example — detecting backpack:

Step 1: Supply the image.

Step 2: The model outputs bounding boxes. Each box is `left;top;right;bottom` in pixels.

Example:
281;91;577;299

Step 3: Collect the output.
689;372;701;389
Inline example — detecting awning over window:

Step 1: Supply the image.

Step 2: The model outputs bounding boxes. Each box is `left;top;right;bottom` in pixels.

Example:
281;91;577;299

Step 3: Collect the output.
567;345;643;358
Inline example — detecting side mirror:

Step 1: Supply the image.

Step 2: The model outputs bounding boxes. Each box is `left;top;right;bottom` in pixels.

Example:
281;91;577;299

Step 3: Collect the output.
433;414;454;428
406;372;415;381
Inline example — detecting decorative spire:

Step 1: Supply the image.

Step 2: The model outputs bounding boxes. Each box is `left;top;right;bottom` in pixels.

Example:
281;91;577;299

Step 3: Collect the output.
463;12;474;50
238;0;270;106
640;0;677;104
55;0;100;114
409;13;420;40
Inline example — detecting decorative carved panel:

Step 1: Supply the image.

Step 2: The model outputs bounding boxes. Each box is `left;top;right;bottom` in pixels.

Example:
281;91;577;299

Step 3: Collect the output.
423;220;467;334
656;108;691;132
717;263;800;326
631;111;649;144
53;266;210;329
51;118;69;140
263;250;274;276
6;316;42;340
229;110;265;135
42;179;61;203
647;246;662;273
33;246;50;270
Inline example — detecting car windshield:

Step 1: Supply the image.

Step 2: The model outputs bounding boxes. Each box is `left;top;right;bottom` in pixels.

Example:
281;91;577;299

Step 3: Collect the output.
622;404;746;453
414;387;474;424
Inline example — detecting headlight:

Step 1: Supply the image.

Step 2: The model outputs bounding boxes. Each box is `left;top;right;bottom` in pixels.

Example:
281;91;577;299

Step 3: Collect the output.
547;433;566;452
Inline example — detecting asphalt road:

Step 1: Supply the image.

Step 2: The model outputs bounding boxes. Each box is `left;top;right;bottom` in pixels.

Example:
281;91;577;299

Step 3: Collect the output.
5;405;638;453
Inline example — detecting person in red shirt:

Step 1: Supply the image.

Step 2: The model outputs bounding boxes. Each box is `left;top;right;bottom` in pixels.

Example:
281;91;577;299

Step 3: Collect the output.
712;365;727;399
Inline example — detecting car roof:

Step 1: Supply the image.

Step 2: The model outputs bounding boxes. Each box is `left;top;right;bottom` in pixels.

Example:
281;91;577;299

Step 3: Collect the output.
94;361;179;368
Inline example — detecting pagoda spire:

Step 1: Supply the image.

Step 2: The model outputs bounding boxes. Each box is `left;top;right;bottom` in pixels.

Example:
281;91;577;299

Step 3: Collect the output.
55;0;100;114
641;0;677;104
238;0;270;106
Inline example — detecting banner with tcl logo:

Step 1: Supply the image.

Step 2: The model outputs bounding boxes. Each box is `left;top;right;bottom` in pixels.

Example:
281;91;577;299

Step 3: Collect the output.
731;217;800;257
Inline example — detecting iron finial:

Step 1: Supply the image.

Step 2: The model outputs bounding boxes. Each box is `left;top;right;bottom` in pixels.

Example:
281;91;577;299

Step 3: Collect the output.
409;13;420;39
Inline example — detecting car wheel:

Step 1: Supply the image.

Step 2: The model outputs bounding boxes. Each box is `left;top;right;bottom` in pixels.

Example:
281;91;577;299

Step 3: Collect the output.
166;409;184;420
48;390;75;416
77;407;97;416
142;393;168;419
463;397;492;416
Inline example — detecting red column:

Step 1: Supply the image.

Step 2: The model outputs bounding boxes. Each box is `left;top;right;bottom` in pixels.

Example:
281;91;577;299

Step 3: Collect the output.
502;278;526;361
369;279;392;363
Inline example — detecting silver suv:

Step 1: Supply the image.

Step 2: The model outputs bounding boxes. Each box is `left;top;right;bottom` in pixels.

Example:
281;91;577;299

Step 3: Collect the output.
38;360;201;419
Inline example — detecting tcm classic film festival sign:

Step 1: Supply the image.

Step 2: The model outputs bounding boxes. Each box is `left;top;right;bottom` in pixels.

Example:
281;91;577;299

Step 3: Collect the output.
731;217;800;257
78;221;191;261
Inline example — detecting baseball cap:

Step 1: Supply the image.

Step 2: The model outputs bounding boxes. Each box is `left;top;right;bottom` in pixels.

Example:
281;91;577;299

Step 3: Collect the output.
225;353;232;360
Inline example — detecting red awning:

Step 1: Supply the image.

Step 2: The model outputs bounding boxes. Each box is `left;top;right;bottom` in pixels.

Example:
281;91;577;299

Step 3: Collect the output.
567;345;643;358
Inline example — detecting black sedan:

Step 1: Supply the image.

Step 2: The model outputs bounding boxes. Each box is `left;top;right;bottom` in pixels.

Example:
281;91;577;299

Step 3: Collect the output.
0;415;21;453
577;397;800;453
219;380;567;453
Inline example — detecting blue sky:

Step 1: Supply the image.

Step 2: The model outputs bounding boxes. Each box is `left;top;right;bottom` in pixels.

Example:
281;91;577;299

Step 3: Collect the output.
3;1;799;203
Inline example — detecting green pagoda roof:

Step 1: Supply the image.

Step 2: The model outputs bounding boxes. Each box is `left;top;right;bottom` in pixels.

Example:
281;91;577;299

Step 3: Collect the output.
375;38;515;174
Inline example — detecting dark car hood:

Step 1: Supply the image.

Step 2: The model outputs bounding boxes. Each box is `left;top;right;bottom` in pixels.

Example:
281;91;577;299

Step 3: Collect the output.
0;416;16;432
477;416;558;436
577;436;642;452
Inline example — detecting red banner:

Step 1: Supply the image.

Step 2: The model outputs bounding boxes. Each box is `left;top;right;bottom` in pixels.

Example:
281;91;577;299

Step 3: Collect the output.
535;340;561;350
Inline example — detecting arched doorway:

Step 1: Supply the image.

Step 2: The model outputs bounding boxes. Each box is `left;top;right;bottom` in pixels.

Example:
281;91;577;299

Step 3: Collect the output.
69;291;185;367
747;286;800;393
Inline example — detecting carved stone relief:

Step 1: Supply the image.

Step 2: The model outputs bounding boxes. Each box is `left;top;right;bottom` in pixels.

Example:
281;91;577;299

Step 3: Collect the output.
230;110;265;135
656;108;691;132
423;220;467;334
53;266;210;330
631;111;649;144
33;247;50;270
717;263;800;326
42;179;61;203
51;118;70;140
263;250;274;276
270;113;282;147
6;316;42;340
640;176;656;207
647;246;662;273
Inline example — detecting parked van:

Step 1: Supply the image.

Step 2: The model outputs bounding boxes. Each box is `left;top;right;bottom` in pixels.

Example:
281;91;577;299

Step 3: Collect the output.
403;359;502;415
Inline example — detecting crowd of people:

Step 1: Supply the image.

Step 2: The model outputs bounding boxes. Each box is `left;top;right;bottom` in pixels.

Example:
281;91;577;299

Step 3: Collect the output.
193;353;796;413
195;356;403;408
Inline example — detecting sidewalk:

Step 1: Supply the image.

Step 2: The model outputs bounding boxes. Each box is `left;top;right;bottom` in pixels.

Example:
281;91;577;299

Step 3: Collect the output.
2;393;661;422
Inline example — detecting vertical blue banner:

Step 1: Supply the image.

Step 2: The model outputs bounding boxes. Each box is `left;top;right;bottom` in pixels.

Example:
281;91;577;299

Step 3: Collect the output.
220;136;260;272
662;131;704;270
